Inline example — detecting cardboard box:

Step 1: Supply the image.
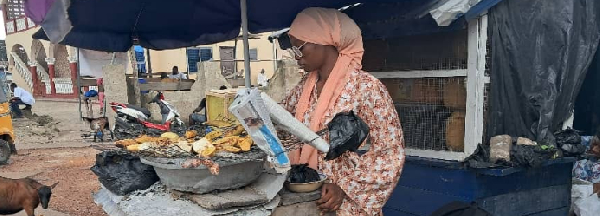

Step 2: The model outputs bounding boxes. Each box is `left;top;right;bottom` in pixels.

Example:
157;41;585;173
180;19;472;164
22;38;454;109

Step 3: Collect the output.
206;89;239;123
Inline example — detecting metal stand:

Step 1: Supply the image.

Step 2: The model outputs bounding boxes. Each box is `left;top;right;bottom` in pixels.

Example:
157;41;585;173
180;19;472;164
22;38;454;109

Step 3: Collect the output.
240;0;252;88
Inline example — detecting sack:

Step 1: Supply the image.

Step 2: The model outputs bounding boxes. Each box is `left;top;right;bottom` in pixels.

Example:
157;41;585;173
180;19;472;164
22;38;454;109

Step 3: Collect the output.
90;150;159;196
430;201;492;216
325;111;370;160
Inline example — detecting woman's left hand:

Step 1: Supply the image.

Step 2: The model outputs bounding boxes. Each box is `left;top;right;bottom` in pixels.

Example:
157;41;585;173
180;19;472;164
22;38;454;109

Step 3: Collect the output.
317;183;346;212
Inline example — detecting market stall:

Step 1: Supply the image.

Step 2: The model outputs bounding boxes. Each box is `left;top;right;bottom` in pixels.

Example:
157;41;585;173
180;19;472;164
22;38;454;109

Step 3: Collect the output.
26;0;600;215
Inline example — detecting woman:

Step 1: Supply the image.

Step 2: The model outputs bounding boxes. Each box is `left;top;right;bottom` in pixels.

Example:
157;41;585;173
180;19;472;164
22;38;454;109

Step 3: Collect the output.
282;7;406;216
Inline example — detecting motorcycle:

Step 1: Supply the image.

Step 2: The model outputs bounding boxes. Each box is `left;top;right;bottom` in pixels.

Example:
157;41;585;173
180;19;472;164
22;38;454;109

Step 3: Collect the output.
110;91;185;139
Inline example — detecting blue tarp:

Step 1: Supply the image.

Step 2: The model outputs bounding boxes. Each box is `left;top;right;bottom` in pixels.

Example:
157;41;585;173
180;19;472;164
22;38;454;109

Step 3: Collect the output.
32;0;502;52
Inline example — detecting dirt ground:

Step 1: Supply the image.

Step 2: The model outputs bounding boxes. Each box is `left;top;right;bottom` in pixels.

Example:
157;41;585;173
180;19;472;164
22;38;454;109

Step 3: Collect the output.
1;99;110;216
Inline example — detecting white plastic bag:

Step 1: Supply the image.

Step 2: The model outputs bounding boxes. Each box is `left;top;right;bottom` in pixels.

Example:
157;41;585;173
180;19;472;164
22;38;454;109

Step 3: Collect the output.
571;178;599;216
574;193;600;216
229;89;290;173
260;92;329;153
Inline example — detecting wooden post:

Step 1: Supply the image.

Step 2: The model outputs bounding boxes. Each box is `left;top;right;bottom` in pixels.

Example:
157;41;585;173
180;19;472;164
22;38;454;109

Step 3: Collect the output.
69;56;78;97
464;15;488;157
28;61;39;96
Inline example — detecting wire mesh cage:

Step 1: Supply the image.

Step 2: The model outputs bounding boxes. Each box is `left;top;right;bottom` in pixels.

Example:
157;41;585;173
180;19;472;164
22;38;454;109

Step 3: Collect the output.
482;33;493;142
361;15;494;159
363;28;468;72
380;77;466;152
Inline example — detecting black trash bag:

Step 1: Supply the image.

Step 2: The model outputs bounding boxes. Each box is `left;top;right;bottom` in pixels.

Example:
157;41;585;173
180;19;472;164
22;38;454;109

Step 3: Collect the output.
555;129;586;157
325;111;370;160
510;144;554;168
465;144;500;169
430;201;492;216
560;144;587;157
289;164;321;183
555;129;582;145
90;150;159;196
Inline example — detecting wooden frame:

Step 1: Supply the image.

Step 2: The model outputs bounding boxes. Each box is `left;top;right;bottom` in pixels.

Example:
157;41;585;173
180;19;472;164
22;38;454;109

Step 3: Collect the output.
373;15;489;161
135;78;195;91
371;69;467;79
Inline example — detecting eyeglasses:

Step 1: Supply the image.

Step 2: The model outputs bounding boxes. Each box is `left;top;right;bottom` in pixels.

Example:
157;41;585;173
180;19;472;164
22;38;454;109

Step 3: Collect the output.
288;41;308;58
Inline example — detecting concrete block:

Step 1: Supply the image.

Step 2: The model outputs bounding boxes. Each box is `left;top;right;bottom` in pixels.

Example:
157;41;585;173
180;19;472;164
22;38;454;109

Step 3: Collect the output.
271;202;334;216
185;188;269;210
517;137;536;145
103;65;129;128
264;60;303;102
490;135;512;163
198;61;231;92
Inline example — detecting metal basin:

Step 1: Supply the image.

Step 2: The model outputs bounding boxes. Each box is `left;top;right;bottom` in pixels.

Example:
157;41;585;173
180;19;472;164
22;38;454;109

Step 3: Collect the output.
141;150;266;194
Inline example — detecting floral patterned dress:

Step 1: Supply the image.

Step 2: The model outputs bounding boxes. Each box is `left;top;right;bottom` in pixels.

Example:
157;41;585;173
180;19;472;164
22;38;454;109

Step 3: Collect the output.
282;70;406;216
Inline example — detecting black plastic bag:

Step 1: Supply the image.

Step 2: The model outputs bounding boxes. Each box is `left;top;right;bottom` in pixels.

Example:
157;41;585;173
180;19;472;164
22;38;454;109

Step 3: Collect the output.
510;145;554;168
560;144;587;157
90;150;159;196
555;129;587;157
555;129;582;145
289;164;320;183
325;111;370;160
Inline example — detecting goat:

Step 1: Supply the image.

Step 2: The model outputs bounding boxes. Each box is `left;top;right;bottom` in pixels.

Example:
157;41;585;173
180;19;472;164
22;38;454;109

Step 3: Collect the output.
0;177;58;216
82;116;114;142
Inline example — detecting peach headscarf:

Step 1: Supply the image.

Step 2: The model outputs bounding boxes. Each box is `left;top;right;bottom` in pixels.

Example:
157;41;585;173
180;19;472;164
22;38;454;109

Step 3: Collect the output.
288;7;364;169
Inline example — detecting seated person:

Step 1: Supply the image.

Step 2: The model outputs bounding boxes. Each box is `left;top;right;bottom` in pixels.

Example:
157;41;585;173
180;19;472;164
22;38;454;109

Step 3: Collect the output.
10;83;35;118
189;85;227;125
189;98;207;125
168;66;188;79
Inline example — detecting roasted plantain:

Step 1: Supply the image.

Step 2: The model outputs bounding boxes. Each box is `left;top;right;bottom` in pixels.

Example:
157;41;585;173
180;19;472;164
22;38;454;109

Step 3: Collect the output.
224;124;245;137
237;137;253;151
222;145;241;153
214;136;238;145
115;139;138;148
185;130;198;139
205;130;223;141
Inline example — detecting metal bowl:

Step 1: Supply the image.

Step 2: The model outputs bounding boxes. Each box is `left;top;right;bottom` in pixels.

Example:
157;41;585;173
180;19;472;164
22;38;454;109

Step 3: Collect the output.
140;148;267;194
286;174;327;193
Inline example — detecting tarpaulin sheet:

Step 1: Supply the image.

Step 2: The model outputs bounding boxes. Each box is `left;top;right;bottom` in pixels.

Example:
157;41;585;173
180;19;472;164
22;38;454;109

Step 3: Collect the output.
486;0;600;145
30;0;501;52
574;51;600;136
78;49;129;78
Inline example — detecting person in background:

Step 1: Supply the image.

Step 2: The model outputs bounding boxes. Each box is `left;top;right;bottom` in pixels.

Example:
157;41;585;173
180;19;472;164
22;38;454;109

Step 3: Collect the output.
97;78;105;114
237;69;245;79
10;83;35;118
258;69;269;87
282;8;405;215
189;85;228;125
168;66;188;79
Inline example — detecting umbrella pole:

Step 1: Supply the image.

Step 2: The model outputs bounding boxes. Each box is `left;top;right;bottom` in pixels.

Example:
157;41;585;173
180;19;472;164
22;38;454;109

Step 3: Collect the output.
240;0;252;88
77;48;82;120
